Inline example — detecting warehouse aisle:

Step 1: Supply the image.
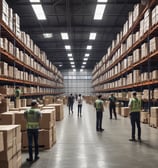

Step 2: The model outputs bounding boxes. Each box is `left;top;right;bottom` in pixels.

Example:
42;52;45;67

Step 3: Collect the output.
22;101;158;168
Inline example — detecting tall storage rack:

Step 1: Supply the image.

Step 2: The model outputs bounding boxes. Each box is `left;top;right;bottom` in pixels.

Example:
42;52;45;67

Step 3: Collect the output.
0;15;64;100
92;0;158;111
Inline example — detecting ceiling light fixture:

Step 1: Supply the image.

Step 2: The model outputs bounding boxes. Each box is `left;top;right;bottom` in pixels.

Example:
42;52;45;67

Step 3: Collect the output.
89;33;96;40
97;0;108;2
83;58;88;61
61;33;69;40
81;65;85;68
29;0;40;2
43;33;53;38
86;45;92;50
67;53;72;57
65;45;71;50
70;61;75;65
71;65;75;68
94;4;106;20
73;69;76;72
85;53;90;57
31;4;46;20
69;58;74;61
83;62;87;65
80;69;83;72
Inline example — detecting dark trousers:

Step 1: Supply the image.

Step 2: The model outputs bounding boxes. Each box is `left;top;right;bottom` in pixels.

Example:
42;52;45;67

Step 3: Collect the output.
109;104;117;119
69;103;73;114
96;111;103;130
130;112;141;139
78;104;82;116
27;129;39;159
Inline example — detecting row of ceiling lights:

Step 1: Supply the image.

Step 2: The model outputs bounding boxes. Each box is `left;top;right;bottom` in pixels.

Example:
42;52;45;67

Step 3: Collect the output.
29;0;108;71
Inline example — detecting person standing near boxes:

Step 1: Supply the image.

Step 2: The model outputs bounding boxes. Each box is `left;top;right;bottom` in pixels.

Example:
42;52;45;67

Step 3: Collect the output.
24;100;41;162
94;95;104;132
128;92;141;142
67;93;74;114
109;94;117;120
14;86;21;108
77;94;83;117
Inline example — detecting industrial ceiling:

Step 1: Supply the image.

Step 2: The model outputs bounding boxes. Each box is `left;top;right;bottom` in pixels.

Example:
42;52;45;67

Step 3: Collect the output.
6;0;140;71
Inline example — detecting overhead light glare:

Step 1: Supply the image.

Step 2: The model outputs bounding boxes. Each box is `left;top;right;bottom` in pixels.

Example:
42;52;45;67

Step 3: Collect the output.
89;33;96;40
71;65;75;68
31;4;46;20
73;69;76;72
43;33;53;38
80;69;84;72
94;4;106;20
81;65;85;68
86;45;92;50
65;45;71;50
61;32;69;40
83;62;87;65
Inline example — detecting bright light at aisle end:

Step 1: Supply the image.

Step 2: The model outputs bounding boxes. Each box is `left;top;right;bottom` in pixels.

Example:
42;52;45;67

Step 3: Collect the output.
31;4;46;20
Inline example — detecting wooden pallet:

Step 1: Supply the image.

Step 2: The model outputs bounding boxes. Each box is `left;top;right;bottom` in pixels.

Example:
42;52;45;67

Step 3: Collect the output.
141;118;148;124
149;124;157;128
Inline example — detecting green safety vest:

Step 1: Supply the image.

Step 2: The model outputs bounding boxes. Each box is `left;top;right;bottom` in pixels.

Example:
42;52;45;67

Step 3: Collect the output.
130;98;141;112
25;109;40;129
95;99;103;111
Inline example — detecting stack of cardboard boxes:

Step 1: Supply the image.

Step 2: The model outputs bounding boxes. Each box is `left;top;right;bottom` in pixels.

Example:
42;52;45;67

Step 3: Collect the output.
140;111;149;124
0;132;4;152
0;125;21;168
149;107;158;127
121;107;129;117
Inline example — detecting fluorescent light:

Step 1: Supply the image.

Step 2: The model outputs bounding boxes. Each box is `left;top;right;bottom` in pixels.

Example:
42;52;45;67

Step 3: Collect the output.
43;33;53;38
59;64;62;67
81;65;85;68
73;69;76;72
85;53;90;57
70;61;75;65
86;45;92;50
69;57;74;61
97;0;108;2
67;53;72;57
71;65;75;68
94;4;106;20
83;58;88;61
61;33;69;40
83;62;87;65
80;69;83;72
65;45;71;50
31;4;46;20
89;33;96;40
30;0;40;2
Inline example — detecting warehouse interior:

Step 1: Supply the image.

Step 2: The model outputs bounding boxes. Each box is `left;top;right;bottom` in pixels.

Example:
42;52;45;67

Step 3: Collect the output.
1;0;158;167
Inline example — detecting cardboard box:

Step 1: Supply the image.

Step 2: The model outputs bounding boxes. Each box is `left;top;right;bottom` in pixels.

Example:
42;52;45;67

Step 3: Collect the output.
0;159;13;168
151;107;158;118
0;112;15;125
39;129;52;149
0;132;4;152
149;117;158;127
14;111;27;131
121;107;129;117
140;112;149;123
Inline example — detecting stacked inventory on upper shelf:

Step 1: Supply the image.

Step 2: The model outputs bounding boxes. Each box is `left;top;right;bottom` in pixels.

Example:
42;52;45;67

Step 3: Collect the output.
92;0;158;109
0;0;64;98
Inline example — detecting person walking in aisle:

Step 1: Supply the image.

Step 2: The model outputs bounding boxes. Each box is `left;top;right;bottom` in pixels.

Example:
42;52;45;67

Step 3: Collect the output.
77;94;83;117
109;94;117;119
67;93;74;114
24;100;41;162
128;91;141;142
94;95;104;132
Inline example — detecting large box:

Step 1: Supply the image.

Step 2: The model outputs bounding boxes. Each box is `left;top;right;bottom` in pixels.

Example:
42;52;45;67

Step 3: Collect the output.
149;117;158;128
14;111;27;131
151;107;158;118
39;129;52;149
121;107;129;117
140;111;149;123
0;112;15;124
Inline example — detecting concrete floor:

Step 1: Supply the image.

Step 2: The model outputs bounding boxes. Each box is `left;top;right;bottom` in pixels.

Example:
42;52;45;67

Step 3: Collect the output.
22;101;158;168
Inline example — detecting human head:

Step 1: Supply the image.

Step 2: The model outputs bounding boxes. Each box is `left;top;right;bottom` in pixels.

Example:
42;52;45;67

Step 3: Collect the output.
31;100;38;107
98;95;102;99
79;94;81;97
16;86;19;89
70;93;72;96
133;91;137;97
111;94;114;96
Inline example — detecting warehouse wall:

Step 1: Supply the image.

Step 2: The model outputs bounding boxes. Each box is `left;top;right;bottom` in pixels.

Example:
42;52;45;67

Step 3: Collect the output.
62;70;93;96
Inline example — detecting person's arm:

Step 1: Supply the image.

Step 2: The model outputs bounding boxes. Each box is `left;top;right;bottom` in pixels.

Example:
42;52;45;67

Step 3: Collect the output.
128;99;132;113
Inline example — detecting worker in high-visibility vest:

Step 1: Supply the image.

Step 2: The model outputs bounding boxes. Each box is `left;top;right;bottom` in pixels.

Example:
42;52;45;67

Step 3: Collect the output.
24;100;41;162
128;92;141;142
94;95;104;132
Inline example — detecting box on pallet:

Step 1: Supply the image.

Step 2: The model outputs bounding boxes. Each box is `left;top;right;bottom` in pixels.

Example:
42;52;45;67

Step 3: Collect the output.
0;132;4;152
0;112;15;124
121;107;129;117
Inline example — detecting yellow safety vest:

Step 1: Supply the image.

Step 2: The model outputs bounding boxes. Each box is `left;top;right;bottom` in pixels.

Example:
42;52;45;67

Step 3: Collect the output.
130;98;141;112
95;99;103;111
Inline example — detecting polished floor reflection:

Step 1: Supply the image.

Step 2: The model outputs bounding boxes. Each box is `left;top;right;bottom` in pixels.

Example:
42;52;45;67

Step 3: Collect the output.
22;101;158;168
